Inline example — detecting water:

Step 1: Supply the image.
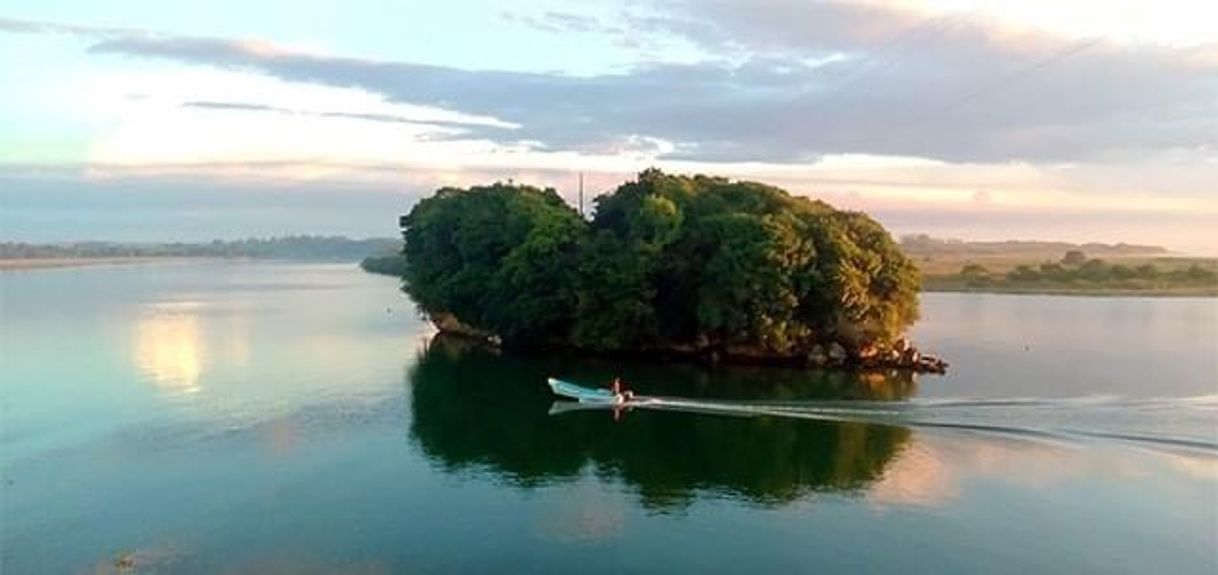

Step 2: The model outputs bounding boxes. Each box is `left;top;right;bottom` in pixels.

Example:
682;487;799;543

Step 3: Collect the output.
2;262;1215;573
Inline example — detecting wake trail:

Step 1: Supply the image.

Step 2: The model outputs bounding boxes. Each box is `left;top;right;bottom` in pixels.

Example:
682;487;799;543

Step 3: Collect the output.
624;395;1218;454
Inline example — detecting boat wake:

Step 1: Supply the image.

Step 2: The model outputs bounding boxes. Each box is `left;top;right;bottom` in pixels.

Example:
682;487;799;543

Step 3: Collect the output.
559;394;1218;455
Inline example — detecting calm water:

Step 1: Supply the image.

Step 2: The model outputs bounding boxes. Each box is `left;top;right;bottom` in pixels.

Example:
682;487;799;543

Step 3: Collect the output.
1;262;1215;573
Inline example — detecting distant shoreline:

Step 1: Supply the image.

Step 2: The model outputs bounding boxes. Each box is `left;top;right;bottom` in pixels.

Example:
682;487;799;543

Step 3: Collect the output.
0;256;365;271
921;284;1218;297
0;257;204;271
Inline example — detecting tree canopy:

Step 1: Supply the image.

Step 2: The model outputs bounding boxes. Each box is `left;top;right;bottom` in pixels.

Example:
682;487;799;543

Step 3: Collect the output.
400;170;921;359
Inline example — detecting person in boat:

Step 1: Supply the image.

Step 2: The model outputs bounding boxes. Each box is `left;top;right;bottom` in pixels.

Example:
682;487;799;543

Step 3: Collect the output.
610;377;634;403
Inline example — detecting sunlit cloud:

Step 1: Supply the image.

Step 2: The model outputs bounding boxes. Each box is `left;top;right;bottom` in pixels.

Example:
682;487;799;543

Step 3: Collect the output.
0;3;1215;250
908;0;1218;46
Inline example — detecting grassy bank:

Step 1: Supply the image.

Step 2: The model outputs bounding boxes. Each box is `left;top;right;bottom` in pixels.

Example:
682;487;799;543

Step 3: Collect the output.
901;236;1217;297
921;278;1218;297
920;257;1218;296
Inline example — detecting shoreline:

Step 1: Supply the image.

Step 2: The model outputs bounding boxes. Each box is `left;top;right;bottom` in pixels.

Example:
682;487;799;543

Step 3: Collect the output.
0;257;206;271
429;311;950;374
0;256;362;271
921;284;1218;298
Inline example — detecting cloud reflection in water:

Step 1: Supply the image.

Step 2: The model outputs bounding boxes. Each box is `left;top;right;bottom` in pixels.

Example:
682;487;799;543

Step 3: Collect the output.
134;302;205;396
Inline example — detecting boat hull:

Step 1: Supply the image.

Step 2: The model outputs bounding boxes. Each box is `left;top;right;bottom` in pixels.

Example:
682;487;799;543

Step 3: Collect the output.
547;377;620;404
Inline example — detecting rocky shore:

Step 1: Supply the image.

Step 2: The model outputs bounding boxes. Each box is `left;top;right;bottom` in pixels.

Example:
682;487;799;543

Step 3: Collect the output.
701;337;947;374
827;338;949;374
429;312;948;374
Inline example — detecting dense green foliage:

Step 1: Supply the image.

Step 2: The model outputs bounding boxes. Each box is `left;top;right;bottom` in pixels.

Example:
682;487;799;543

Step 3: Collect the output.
400;171;921;356
402;183;585;343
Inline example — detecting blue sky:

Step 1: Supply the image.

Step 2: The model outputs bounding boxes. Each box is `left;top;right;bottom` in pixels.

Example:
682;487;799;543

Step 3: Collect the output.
2;1;1216;252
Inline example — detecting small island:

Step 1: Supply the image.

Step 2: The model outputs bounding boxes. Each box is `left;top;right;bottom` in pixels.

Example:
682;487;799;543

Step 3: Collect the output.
397;169;945;373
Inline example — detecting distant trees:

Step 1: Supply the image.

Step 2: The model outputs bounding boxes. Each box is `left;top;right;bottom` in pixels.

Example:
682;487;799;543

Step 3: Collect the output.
958;263;991;286
359;254;409;276
400;170;921;357
1;236;398;262
945;257;1218;292
1061;250;1087;266
960;263;989;276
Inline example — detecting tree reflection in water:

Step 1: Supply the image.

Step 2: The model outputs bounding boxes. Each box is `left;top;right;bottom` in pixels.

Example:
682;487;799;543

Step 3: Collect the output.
409;334;916;510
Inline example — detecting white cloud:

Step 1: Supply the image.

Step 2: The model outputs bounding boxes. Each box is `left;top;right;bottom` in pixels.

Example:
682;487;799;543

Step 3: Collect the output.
1;9;1215;249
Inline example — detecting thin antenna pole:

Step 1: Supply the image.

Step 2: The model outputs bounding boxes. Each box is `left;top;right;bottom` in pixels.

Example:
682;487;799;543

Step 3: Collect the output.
578;172;585;217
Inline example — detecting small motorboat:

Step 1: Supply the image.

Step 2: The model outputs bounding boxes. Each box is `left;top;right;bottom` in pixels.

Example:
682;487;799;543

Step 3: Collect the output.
547;377;625;404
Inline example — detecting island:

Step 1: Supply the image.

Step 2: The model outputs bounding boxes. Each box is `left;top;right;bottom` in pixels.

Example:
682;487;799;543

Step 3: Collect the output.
397;169;945;373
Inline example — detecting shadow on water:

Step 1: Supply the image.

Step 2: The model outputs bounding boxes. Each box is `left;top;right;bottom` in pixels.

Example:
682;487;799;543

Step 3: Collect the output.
408;334;916;510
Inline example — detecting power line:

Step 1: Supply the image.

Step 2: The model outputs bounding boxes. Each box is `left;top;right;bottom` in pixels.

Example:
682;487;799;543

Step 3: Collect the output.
931;36;1103;118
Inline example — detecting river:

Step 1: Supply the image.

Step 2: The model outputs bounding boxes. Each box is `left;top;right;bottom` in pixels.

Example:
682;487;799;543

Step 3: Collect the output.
1;262;1215;573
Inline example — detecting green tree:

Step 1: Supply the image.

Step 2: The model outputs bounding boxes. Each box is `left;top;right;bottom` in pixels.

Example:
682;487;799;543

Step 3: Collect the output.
1061;250;1087;266
1039;262;1066;281
401;183;585;345
571;230;661;350
959;263;990;286
1109;264;1136;281
960;263;988;277
1078;258;1110;281
399;171;922;358
691;213;811;353
1008;265;1041;282
1182;264;1217;284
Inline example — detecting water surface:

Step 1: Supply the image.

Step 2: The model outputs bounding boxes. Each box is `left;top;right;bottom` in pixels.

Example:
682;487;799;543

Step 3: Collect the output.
2;262;1215;573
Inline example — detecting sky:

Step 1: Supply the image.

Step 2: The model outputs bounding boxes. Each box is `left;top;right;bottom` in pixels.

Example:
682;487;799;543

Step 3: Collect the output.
1;0;1215;253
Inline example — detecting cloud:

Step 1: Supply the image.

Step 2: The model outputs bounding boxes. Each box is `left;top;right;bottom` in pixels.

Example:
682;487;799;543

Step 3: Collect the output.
0;6;1188;165
501;10;623;36
179;100;512;134
0;15;144;38
3;9;1213;248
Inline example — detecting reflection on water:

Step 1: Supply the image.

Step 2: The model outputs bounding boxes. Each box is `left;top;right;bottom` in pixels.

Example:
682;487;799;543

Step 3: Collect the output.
534;482;627;542
913;293;1218;399
134;302;205;395
870;430;1218;510
408;335;914;509
408;333;1218;515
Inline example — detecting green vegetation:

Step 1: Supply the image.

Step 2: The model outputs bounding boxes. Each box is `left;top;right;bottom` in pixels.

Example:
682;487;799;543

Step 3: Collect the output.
901;234;1216;296
401;170;920;361
359;253;409;276
926;253;1218;295
358;239;408;276
901;234;1168;276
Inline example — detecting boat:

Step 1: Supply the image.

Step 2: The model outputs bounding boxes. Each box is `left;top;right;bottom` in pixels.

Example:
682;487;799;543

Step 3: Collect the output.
547;377;624;404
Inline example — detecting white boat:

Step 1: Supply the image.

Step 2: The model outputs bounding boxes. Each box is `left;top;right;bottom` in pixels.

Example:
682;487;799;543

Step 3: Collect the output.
547;377;622;404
